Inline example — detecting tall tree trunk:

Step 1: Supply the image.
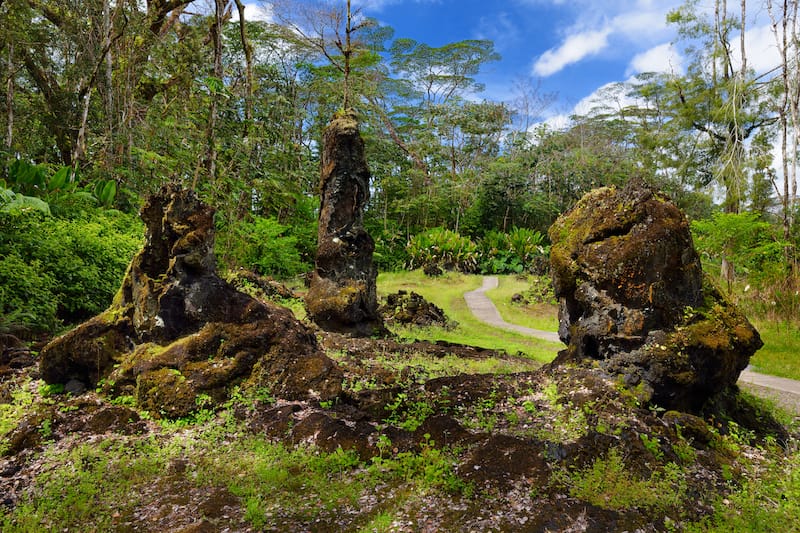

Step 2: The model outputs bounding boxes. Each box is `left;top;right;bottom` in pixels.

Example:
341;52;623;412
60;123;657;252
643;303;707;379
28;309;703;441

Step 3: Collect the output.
5;42;12;152
770;0;792;238
344;0;352;110
740;0;747;76
233;0;253;137
72;91;92;166
199;0;227;188
789;1;799;232
103;0;114;158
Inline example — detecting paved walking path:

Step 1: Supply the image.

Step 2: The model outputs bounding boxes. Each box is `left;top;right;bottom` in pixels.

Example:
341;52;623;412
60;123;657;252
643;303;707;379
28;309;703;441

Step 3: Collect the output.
464;276;561;343
464;276;800;398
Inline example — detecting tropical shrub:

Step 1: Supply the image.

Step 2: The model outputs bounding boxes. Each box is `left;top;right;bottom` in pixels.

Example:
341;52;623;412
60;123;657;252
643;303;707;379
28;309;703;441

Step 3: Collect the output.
223;216;309;279
477;228;548;274
368;221;410;272
0;207;142;331
0;253;59;333
2;160;117;214
691;212;796;319
406;228;478;273
691;212;787;283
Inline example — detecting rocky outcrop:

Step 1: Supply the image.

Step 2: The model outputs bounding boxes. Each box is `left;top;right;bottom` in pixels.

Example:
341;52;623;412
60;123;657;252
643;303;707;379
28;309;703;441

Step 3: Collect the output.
379;290;454;328
39;186;341;418
305;111;385;337
548;179;762;412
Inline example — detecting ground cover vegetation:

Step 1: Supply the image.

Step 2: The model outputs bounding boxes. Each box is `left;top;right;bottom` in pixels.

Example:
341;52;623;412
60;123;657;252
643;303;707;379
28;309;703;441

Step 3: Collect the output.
2;0;800;530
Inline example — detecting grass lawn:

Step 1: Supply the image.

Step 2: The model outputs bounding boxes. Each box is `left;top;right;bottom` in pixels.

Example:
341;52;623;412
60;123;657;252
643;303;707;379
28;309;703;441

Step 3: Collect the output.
377;270;560;363
749;320;800;381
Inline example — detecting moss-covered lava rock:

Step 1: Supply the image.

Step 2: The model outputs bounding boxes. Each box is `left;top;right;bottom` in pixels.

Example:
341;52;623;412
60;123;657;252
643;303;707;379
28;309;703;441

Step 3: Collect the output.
39;185;341;418
549;179;762;412
305;111;385;337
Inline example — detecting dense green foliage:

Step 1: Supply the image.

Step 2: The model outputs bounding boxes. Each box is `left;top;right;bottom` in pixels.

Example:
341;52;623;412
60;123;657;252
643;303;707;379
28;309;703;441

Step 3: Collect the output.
220;216;311;279
0;207;141;333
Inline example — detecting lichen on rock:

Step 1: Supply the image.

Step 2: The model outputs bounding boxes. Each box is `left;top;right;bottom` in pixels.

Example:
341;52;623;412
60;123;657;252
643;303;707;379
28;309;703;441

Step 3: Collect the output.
39;185;342;418
548;179;762;412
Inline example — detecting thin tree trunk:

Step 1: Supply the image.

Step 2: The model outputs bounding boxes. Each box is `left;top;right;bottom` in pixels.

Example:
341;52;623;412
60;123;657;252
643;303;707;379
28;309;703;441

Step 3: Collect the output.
233;0;253;136
103;0;114;151
72;91;92;166
5;42;12;152
199;0;227;189
344;0;352;109
769;0;799;239
789;1;799;228
740;0;747;76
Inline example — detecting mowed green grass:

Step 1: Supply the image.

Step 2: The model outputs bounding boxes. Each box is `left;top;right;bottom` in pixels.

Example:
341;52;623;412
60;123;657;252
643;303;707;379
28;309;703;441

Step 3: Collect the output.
377;270;560;363
749;320;800;381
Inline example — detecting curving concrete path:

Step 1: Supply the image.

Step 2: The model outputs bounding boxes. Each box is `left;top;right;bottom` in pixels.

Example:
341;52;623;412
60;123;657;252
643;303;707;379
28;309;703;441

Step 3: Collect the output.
464;276;800;400
464;276;560;343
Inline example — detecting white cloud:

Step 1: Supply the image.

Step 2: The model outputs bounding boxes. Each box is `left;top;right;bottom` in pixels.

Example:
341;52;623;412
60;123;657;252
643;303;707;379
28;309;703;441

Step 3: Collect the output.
572;80;639;115
534;78;652;132
741;24;781;75
529;0;683;77
235;2;273;22
627;42;683;76
533;28;612;76
611;9;671;40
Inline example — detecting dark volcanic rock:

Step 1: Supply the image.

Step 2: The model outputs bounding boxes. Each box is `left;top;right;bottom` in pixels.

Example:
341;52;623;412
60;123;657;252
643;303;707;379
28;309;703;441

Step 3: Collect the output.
379;290;453;328
39;185;342;418
548;179;762;412
305;111;385;337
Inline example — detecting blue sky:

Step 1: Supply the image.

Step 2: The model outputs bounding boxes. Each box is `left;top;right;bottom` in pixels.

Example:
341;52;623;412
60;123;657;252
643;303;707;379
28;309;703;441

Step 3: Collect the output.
358;0;683;106
241;0;780;125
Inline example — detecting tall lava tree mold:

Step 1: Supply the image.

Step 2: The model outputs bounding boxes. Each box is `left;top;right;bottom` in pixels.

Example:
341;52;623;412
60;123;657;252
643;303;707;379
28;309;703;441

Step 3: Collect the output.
305;111;385;336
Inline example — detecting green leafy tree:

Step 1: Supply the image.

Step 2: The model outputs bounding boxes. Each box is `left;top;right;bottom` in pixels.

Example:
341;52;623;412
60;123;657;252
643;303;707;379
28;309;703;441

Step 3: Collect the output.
664;0;776;213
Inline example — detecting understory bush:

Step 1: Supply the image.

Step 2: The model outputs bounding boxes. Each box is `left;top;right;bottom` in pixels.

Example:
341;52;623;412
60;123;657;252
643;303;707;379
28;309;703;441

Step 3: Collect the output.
477;227;548;274
406;227;478;273
691;212;797;320
0;207;142;332
368;221;409;271
222;216;310;279
406;227;549;275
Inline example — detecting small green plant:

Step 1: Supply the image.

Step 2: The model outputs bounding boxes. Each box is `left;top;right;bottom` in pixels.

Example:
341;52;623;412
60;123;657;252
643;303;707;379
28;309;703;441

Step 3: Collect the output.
640;433;665;461
38;418;54;441
358;512;395;533
555;448;686;512
370;434;473;497
0;379;35;438
384;392;434;432
671;434;697;464
110;395;137;408
376;433;393;458
39;383;64;397
522;400;538;415
466;389;499;432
